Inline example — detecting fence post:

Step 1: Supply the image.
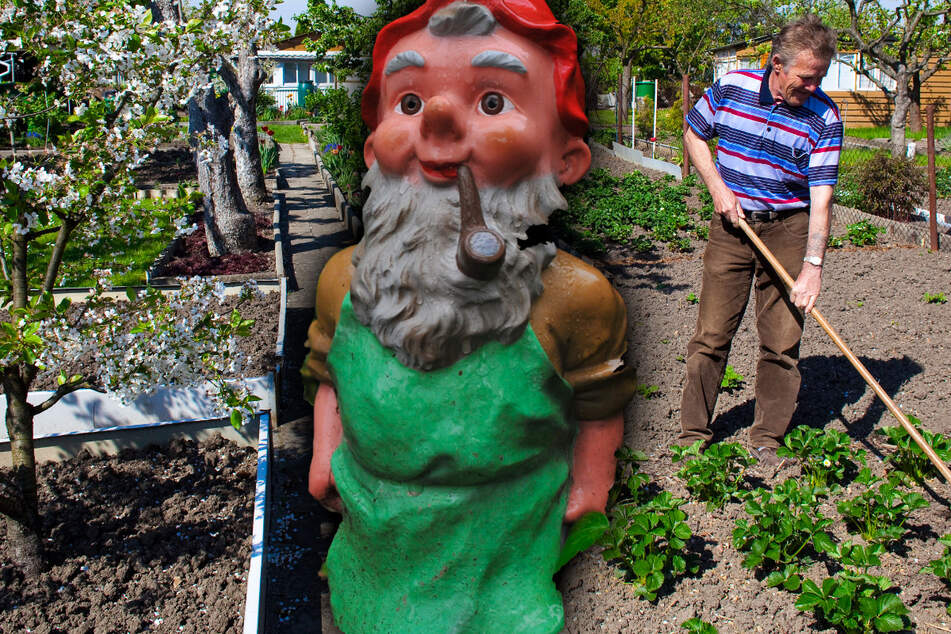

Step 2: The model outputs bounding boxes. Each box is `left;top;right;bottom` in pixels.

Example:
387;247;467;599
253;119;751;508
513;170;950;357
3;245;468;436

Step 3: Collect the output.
682;74;690;180
927;103;938;252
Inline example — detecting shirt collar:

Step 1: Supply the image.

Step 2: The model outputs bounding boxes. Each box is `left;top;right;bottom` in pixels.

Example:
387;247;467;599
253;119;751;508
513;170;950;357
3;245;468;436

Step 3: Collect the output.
759;65;776;106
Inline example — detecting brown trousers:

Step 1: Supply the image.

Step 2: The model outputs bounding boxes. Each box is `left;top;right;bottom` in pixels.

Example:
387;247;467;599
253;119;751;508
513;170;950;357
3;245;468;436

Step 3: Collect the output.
679;210;808;449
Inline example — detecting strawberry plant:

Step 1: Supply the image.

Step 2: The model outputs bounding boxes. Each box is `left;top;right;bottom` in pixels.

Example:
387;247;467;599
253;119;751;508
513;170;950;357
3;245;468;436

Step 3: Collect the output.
636;383;661;399
720;365;745;393
795;572;910;633
672;441;755;509
686;292;699;304
836;468;928;545
876;417;951;482
777;425;864;488
600;490;699;601
923;292;947;304
921;534;951;615
681;617;717;633
732;479;835;571
602;449;699;601
846;220;886;246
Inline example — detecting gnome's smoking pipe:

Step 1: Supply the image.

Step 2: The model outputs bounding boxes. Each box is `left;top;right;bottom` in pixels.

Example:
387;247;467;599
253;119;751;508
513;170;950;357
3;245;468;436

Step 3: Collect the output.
456;164;506;280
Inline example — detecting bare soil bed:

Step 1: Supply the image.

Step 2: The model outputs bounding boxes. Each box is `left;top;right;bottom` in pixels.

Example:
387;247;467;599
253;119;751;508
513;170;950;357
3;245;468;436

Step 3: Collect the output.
133;145;196;188
159;211;275;278
0;435;255;633
559;146;951;632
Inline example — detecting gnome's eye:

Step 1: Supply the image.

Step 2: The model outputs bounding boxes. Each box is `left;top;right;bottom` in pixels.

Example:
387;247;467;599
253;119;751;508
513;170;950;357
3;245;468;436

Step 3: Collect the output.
397;94;423;115
478;92;511;115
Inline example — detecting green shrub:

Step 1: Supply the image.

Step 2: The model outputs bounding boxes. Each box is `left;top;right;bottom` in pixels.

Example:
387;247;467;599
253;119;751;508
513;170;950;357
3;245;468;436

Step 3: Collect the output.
846;153;927;222
921;534;951;614
795;572;910;633
875;416;951;482
846;220;885;247
936;167;951;198
837;468;928;545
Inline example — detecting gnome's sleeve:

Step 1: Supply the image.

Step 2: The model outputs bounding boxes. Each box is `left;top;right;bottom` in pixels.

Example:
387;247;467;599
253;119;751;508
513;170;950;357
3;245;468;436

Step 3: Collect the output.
533;251;636;420
301;247;355;403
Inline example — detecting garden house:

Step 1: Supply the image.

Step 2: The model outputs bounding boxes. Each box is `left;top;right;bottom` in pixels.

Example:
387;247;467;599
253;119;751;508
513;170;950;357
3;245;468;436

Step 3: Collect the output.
712;38;951;127
258;32;359;110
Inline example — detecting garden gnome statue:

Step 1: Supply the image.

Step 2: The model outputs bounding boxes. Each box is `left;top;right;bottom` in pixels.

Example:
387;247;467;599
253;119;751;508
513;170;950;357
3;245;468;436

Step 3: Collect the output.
302;1;636;631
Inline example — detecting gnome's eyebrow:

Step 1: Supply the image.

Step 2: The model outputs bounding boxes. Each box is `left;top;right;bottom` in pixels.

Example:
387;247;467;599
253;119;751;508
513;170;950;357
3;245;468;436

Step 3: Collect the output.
385;51;425;75
471;50;527;74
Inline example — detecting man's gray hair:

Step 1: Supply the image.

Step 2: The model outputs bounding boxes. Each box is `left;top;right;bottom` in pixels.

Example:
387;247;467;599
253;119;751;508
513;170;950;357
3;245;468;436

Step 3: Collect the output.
771;14;837;66
428;2;496;37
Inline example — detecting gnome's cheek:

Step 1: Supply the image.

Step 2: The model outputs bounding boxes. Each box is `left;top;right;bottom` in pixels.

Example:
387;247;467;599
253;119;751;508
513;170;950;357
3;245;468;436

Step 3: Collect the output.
370;125;415;175
473;124;551;187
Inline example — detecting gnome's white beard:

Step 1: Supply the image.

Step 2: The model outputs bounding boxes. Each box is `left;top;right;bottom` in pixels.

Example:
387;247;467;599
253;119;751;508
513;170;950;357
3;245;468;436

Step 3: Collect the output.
350;163;567;371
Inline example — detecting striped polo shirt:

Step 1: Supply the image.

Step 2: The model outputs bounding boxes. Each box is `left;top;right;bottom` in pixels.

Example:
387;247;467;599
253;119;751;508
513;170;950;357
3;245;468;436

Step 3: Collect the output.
686;66;842;212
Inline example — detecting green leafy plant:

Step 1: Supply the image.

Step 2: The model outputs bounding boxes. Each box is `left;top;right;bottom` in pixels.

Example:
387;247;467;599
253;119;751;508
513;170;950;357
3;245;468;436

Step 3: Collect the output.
720;365;745;393
672;441;755;509
827;234;844;248
777;425;864;488
937;166;951;198
601;448;699;601
876;416;951;482
836;468;928;545
921;534;951;614
732;479;835;571
259;140;278;174
686;292;699;304
923;292;947;304
635;383;660;399
681;617;718;633
556;512;610;571
846;220;886;247
795;572;910;633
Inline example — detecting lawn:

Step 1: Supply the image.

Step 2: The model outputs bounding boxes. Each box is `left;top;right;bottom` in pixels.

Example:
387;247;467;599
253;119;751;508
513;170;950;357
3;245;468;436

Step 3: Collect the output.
846;125;951;140
52;197;192;287
265;124;307;144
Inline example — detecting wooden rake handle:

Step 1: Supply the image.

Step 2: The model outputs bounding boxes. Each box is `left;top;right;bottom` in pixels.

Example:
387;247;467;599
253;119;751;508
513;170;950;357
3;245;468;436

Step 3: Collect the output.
736;217;951;483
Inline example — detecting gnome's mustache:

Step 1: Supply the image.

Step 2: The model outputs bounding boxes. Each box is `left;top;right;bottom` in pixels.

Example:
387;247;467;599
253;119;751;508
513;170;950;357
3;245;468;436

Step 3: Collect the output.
455;165;506;281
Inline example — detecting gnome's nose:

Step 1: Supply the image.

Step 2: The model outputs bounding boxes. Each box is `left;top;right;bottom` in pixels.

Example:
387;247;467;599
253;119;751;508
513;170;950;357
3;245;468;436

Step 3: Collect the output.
421;96;462;141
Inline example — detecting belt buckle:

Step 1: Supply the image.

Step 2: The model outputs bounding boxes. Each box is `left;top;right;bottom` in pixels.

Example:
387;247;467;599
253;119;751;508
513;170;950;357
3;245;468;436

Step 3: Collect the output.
751;210;779;222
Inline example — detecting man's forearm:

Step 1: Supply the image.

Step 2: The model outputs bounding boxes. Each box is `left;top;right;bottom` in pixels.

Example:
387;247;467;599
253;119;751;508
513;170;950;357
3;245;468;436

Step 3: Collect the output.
805;185;833;260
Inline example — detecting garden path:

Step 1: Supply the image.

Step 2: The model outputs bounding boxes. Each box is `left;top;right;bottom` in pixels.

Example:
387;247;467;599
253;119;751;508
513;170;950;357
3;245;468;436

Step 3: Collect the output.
266;142;350;632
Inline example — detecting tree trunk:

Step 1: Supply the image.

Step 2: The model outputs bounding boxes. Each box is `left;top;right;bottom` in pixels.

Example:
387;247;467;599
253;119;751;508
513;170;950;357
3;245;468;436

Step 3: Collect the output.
3;374;43;576
889;71;911;158
188;86;257;257
908;72;922;133
225;45;270;212
617;62;632;144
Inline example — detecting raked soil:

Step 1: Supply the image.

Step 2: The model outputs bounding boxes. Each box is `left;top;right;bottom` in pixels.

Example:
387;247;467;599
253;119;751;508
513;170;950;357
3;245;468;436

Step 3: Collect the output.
0;435;255;633
558;145;951;633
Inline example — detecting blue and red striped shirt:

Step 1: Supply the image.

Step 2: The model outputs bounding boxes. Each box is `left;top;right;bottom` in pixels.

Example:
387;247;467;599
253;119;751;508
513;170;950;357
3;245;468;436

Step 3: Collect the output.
686;67;842;211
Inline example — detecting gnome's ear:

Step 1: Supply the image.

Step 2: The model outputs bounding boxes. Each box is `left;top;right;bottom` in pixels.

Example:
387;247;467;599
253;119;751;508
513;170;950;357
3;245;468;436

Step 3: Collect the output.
557;137;591;186
364;133;376;169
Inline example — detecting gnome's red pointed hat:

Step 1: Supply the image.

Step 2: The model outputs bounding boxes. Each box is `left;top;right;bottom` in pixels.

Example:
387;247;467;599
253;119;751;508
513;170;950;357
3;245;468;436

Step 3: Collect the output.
362;0;588;138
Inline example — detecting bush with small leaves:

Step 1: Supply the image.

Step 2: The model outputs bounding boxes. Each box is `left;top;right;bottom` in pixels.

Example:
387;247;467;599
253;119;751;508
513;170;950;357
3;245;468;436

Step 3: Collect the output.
672;441;755;509
846;153;928;222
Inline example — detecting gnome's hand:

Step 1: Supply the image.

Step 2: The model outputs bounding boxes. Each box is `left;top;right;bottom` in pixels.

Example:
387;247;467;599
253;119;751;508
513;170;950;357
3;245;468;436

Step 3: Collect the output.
309;383;344;513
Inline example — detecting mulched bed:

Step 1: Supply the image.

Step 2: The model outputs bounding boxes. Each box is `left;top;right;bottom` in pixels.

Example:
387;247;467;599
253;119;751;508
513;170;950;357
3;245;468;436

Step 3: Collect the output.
558;145;951;632
0;435;255;633
159;211;275;278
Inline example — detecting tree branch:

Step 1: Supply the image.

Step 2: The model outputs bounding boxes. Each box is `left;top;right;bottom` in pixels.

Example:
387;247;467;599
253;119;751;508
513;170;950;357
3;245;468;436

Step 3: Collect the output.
31;380;103;417
42;219;77;294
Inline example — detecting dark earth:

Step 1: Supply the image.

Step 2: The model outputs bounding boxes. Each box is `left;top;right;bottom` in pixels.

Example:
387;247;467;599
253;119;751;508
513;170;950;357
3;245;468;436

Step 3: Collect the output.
0;435;255;633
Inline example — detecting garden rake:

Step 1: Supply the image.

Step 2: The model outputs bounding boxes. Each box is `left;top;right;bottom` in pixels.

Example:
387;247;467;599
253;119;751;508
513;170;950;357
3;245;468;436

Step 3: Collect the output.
736;217;951;484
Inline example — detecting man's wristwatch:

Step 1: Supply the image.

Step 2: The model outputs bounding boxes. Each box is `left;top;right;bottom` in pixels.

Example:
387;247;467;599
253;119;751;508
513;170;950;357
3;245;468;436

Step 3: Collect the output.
803;255;823;267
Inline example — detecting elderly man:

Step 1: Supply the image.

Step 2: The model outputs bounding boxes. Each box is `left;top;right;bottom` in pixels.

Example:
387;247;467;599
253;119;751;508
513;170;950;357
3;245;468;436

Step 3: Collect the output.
679;15;842;465
301;1;635;631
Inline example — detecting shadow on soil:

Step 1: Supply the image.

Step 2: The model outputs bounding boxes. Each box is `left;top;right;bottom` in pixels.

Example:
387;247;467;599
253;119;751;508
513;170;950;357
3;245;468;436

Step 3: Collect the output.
709;354;923;450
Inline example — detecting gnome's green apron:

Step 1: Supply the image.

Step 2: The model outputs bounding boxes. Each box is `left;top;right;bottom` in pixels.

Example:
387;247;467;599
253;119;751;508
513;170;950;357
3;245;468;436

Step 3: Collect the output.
326;295;575;634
